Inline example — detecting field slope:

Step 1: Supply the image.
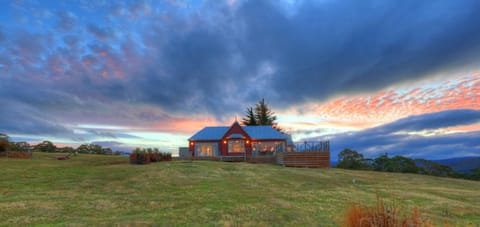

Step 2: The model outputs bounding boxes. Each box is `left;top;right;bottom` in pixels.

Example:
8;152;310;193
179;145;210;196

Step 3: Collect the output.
1;153;479;226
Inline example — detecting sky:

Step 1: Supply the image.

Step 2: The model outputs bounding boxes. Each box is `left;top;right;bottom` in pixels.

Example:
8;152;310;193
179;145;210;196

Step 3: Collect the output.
0;0;479;159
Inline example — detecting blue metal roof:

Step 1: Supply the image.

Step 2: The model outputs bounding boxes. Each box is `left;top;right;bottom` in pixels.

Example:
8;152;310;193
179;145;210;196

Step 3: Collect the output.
189;126;229;140
243;126;287;140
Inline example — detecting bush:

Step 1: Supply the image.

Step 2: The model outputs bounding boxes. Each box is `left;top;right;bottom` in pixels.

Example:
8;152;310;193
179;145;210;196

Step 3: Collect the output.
337;149;370;170
129;148;171;164
149;152;160;162
130;148;150;164
160;152;172;161
9;142;31;152
148;148;160;162
374;155;419;173
0;139;9;153
35;141;56;153
343;198;431;227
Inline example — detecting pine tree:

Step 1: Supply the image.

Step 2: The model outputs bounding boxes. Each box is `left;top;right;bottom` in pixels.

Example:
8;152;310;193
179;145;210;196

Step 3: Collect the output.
241;107;257;126
242;99;282;132
255;98;276;126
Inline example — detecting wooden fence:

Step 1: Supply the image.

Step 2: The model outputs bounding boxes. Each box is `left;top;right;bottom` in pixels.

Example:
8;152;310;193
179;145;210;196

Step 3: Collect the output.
0;151;32;159
277;151;330;168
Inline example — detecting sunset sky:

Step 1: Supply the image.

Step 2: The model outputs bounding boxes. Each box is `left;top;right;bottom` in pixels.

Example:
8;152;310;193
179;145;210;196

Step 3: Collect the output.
1;0;479;159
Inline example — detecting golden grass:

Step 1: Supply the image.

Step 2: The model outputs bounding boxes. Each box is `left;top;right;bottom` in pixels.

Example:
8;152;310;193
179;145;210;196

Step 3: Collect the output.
344;197;432;227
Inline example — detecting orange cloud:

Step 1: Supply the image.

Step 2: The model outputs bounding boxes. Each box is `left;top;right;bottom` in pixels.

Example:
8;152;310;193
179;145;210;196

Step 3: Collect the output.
286;73;480;132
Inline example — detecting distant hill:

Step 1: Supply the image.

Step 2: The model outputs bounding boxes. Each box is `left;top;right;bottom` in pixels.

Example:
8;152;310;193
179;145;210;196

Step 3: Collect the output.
432;156;480;173
332;156;479;173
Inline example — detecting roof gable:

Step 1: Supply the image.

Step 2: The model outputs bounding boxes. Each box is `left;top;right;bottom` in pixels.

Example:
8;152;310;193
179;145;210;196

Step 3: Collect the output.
227;133;245;139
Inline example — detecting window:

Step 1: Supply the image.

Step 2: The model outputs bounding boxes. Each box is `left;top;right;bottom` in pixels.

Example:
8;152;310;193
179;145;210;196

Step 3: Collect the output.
251;141;285;154
228;140;245;153
195;143;217;157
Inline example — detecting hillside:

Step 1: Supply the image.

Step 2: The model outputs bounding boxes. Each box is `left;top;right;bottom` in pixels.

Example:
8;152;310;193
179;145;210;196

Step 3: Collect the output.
1;153;479;226
433;156;480;173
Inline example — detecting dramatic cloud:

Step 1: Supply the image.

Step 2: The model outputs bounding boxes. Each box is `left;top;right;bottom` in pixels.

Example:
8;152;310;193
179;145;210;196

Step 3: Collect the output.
3;1;480;114
0;1;479;154
234;0;480;104
0;100;74;137
379;109;480;133
312;109;480;160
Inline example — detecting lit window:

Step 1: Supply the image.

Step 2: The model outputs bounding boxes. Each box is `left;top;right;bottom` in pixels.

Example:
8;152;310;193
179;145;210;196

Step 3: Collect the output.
195;143;217;157
228;140;245;153
251;141;285;154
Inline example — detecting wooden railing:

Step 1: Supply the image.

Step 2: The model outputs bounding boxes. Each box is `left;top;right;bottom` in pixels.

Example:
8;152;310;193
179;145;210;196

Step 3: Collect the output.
277;151;330;168
294;141;330;152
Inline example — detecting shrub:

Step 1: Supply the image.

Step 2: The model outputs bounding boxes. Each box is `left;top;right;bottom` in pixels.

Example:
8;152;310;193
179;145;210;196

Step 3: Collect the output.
337;148;370;170
35;141;57;153
129;148;150;164
129;148;171;164
149;152;160;162
0;139;8;153
160;152;172;161
343;198;432;227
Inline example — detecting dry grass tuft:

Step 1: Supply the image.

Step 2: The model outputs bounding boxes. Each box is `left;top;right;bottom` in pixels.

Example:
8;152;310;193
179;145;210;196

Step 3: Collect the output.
344;197;433;227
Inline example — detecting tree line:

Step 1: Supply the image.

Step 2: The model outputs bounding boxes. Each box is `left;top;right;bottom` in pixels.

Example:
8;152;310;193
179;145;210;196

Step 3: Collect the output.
0;133;123;155
336;148;480;181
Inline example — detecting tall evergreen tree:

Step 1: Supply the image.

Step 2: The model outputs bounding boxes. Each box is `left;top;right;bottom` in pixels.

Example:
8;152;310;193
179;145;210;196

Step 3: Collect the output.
255;98;276;125
241;107;257;126
242;99;282;132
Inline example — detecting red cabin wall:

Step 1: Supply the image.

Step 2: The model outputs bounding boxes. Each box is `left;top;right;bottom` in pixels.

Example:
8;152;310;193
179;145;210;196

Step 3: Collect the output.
220;122;252;156
188;141;194;155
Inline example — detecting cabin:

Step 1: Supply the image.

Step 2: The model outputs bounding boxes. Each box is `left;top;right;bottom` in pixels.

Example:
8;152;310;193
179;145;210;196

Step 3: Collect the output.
188;121;292;158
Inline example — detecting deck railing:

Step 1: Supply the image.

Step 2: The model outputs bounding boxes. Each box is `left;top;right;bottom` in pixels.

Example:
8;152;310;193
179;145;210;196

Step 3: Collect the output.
294;141;330;152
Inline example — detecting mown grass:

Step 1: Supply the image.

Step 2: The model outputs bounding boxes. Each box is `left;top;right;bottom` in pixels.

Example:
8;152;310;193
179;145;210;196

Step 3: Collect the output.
1;153;479;226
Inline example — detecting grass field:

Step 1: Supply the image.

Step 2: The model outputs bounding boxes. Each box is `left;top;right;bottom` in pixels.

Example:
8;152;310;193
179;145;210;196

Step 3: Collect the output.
1;153;479;226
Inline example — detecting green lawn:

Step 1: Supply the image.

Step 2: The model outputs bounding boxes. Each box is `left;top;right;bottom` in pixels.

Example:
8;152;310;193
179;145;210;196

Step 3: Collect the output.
1;153;479;226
